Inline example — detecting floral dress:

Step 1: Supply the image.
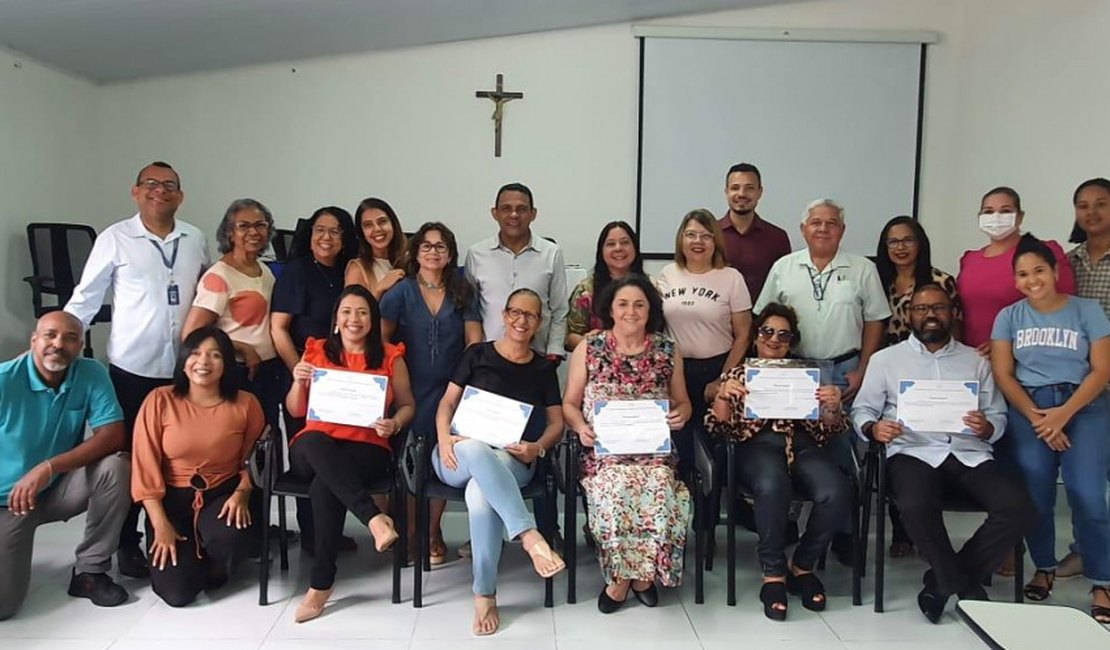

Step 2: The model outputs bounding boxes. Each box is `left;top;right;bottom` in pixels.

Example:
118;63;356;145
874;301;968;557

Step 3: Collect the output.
579;331;691;586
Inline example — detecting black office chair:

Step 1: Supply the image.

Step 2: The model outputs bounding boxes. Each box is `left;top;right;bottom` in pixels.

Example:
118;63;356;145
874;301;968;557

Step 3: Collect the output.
251;427;406;606
23;223;111;357
691;429;864;607
858;441;1025;612
553;431;582;604
402;430;558;609
270;228;296;263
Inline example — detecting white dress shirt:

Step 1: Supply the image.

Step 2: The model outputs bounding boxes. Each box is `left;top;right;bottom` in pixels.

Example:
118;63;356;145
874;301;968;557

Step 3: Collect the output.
464;233;568;357
851;334;1007;468
65;214;211;378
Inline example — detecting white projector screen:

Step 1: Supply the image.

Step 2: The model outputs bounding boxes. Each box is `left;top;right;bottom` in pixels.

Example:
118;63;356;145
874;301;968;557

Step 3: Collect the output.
637;35;925;257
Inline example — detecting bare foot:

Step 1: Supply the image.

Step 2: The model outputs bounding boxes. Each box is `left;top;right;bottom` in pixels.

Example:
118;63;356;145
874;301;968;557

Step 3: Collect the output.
473;595;500;635
368;514;399;552
521;532;565;578
294;587;333;623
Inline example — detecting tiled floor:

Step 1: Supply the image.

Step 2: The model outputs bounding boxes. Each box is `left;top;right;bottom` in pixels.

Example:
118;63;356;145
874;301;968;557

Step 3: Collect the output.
2;505;1102;650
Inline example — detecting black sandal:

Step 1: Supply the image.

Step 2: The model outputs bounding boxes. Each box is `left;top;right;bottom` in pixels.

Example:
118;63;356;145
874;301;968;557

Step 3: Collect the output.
786;571;827;612
759;581;788;621
1092;586;1110;624
1024;570;1055;602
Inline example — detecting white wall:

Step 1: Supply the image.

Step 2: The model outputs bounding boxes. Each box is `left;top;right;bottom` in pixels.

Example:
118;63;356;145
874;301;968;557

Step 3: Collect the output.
4;0;1107;357
0;49;97;357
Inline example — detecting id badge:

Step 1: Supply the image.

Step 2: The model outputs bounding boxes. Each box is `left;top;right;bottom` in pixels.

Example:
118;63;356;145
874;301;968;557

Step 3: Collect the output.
167;283;180;306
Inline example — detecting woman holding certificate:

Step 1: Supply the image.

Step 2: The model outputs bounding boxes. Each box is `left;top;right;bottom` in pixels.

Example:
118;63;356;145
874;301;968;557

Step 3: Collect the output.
563;274;693;613
704;303;850;620
990;234;1110;623
131;327;265;607
285;285;416;623
434;288;566;636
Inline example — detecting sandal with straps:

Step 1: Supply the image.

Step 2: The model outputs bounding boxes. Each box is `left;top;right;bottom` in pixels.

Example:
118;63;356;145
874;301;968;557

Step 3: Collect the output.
1092;586;1110;624
1024;570;1055;602
786;571;827;612
760;581;788;621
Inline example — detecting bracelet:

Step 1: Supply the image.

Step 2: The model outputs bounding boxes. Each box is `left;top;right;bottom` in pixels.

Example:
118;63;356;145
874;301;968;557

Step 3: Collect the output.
43;459;54;480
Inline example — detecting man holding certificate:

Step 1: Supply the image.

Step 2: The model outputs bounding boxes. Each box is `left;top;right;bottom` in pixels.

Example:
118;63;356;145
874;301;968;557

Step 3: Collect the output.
852;285;1035;623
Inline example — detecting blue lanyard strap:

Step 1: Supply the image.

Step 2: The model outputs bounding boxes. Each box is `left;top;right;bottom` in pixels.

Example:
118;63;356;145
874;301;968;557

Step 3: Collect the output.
148;238;180;275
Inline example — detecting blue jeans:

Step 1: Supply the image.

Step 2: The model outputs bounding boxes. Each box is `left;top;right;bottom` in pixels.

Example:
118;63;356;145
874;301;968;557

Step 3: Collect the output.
1004;384;1110;585
432;439;536;595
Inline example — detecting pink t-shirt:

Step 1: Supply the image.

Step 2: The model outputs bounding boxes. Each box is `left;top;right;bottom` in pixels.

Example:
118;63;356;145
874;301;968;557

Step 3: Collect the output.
192;260;277;361
656;263;752;359
957;239;1075;348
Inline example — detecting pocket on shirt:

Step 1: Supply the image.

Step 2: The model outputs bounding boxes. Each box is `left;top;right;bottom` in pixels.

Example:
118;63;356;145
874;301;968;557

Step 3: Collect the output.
826;278;858;305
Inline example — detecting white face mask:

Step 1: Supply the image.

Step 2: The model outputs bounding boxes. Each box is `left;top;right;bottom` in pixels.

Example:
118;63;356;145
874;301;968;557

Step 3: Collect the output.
979;212;1018;240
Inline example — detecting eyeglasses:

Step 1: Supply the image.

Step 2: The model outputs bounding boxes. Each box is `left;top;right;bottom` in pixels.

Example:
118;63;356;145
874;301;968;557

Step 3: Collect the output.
885;236;918;249
909;303;952;316
682;231;714;243
505;307;541;324
757;326;796;343
232;221;270;233
312;226;343;239
418;242;449;253
137;178;180;193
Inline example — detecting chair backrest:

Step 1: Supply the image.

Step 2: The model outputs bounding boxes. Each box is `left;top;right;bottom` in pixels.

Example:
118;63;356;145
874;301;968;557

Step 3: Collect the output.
271;228;296;263
25;223;99;314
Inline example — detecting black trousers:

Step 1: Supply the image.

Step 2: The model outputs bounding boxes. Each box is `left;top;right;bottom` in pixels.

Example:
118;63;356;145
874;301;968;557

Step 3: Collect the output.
679;353;728;480
735;433;851;577
888;454;1037;595
290;432;393;589
110;364;172;550
145;479;246;607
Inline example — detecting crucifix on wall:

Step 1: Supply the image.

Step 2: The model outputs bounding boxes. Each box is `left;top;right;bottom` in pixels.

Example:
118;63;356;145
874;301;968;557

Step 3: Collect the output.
475;73;524;157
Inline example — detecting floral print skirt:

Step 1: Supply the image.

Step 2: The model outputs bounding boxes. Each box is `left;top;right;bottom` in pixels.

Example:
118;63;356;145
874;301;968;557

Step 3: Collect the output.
581;462;691;586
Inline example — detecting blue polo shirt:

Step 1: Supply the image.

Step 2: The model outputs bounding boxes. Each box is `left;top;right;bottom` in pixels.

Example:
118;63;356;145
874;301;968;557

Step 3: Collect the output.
0;353;123;501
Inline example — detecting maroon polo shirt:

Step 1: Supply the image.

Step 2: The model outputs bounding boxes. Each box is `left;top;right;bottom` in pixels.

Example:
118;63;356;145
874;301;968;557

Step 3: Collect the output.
718;212;792;301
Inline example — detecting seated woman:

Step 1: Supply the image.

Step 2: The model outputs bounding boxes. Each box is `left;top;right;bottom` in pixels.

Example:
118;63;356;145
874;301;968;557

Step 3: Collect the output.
704;303;850;620
562;275;693;612
131;327;265;607
285;285;416;623
433;288;566;636
991;234;1110;622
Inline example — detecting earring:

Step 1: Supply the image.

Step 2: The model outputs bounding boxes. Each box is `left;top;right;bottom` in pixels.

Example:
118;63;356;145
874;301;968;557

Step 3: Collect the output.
334;326;340;335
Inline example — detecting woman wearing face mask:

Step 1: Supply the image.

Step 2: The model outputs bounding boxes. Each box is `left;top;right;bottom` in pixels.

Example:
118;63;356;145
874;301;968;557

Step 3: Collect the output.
957;187;1075;357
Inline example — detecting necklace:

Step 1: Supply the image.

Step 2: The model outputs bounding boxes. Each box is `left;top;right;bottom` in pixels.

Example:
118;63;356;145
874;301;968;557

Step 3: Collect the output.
418;275;445;290
314;259;338;290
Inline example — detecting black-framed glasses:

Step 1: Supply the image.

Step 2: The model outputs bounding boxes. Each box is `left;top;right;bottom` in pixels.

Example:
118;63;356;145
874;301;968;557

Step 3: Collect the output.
418;242;449;253
137;178;180;193
885;236;918;249
505;307;540;324
312;226;343;238
909;303;952;316
757;326;795;343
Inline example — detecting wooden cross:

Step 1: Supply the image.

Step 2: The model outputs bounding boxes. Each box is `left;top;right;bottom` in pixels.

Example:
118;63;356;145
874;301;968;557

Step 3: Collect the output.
475;73;524;157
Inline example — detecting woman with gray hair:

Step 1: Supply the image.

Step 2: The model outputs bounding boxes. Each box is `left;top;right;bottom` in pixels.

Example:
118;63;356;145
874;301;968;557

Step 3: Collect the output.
183;198;283;433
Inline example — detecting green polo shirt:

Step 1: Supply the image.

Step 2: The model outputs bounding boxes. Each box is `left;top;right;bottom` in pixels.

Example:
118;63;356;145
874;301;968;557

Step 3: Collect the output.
0;353;123;501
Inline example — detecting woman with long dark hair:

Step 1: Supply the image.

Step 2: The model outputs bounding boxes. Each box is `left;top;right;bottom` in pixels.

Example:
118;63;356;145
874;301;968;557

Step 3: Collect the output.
565;220;646;351
345;197;407;300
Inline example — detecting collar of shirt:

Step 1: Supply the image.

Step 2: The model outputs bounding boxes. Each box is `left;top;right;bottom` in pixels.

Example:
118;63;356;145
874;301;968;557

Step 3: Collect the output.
1071;242;1110;267
719;212;765;234
906;333;961;358
490;232;538;254
22;352;72;394
796;248;850;272
122;213;186;243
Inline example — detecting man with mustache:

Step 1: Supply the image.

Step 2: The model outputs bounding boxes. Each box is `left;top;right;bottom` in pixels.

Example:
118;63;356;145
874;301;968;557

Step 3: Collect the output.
852;285;1035;622
0;312;131;619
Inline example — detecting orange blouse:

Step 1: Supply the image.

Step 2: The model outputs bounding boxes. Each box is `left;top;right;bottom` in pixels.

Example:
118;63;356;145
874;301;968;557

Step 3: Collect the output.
294;337;406;453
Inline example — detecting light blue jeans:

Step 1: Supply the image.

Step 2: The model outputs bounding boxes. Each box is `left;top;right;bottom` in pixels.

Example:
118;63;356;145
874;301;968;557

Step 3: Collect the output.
432;439;536;595
1003;384;1110;585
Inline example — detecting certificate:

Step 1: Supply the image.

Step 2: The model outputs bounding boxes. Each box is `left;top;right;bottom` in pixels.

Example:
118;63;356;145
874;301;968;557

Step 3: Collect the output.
743;366;821;420
896;380;979;434
450;386;534;448
592;399;672;456
307;368;388;428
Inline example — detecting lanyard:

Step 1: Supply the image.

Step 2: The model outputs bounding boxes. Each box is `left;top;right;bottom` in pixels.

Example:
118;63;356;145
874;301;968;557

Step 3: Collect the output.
806;265;835;305
148;238;180;279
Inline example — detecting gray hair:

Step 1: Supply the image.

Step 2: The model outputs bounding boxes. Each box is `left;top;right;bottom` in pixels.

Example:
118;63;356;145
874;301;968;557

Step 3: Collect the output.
216;198;275;254
801;198;845;224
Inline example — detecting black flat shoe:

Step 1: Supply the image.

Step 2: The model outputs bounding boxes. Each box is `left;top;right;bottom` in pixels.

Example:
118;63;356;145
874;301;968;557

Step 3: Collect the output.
598;586;627;614
68;570;128;607
760;581;788;621
632;583;659;607
786;571;827;612
116;545;149;579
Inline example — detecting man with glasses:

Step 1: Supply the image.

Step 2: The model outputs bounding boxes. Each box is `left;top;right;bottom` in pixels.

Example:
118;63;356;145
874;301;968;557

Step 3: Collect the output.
465;183;568;360
66;161;210;579
852;285;1034;622
718;162;792;300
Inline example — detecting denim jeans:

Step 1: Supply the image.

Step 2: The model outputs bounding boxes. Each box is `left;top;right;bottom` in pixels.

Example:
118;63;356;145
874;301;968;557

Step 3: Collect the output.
1004;383;1110;585
432;439;535;595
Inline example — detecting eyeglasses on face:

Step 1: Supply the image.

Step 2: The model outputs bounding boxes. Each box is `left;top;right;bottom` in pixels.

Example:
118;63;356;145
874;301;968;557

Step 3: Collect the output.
909;303;952;316
137;178;180;193
312;226;343;239
418;242;449;253
504;307;541;324
232;221;270;233
885;236;918;249
682;231;714;243
757;326;795;343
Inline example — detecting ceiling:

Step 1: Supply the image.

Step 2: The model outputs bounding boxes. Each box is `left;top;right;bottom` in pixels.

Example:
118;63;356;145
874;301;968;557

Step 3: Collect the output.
0;0;791;84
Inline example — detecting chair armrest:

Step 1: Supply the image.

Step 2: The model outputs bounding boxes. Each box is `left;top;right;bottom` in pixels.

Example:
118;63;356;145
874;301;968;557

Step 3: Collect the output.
553;429;579;494
400;429;424;495
248;425;274;488
693;428;718;497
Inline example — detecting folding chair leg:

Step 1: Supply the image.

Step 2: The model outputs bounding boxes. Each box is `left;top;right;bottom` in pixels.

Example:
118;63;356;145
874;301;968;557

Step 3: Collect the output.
851;488;862;606
563;467;577;604
726;443;737;607
278;495;289;571
392;481;404;604
413;487;426;608
693;473;705;605
1014;541;1025;603
874;463;887;613
542;491;555;609
259;487;272;606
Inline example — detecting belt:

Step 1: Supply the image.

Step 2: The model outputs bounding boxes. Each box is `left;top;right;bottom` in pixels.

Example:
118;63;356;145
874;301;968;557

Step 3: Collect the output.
828;349;860;364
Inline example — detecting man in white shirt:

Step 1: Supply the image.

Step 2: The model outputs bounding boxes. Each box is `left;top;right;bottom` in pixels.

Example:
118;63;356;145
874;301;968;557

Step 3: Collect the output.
465;183;568;360
852;285;1034;623
65;161;210;578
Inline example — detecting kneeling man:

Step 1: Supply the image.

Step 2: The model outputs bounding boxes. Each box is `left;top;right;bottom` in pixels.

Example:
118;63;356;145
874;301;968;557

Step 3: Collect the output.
0;312;131;619
852;285;1035;622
